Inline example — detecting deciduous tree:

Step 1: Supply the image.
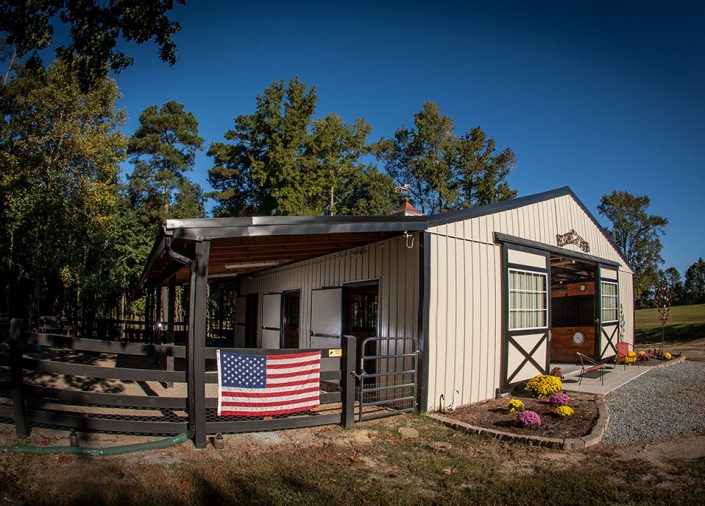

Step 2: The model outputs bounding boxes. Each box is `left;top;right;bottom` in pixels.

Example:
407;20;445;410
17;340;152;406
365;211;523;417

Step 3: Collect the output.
0;62;126;317
0;0;184;89
684;258;705;304
597;191;668;304
661;267;685;306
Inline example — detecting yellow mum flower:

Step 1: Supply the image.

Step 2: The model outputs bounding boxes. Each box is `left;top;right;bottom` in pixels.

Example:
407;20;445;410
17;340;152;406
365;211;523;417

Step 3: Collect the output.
507;399;525;414
526;375;563;399
554;405;574;417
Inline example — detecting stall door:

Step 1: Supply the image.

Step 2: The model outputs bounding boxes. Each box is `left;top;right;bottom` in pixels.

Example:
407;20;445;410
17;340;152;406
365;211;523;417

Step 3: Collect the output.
234;296;247;347
262;293;282;349
597;267;619;359
503;246;551;386
282;290;301;348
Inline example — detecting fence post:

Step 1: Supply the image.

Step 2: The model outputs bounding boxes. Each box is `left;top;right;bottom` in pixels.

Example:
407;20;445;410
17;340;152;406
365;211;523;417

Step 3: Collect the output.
9;318;28;438
342;335;356;428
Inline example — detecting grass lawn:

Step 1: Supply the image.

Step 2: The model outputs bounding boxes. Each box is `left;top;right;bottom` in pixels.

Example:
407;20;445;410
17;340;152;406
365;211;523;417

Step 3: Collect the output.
635;303;705;344
1;415;704;505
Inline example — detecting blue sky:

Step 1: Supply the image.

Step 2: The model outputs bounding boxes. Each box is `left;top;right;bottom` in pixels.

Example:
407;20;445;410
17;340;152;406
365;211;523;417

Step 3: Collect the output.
110;0;704;276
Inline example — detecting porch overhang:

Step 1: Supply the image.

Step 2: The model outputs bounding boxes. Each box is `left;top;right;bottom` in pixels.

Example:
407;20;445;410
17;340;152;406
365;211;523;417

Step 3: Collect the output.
141;215;426;287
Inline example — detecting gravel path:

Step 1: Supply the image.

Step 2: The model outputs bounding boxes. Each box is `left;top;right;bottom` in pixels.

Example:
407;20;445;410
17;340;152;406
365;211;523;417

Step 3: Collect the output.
602;361;705;444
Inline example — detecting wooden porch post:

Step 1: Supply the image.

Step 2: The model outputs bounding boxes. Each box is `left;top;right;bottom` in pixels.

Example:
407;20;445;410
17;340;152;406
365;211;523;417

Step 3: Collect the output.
154;285;162;343
165;276;176;388
342;335;356;428
187;240;210;448
144;289;152;343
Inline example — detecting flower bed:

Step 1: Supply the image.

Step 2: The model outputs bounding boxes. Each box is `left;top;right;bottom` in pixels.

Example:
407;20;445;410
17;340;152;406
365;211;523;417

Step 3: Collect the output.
442;388;599;439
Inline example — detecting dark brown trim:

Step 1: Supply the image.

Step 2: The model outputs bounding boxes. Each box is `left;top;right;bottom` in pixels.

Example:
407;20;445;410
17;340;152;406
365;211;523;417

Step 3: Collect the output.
417;232;431;411
496;232;620;268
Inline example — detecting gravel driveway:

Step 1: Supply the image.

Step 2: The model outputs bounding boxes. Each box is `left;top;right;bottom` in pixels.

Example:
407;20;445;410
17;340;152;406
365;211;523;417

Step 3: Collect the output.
602;361;705;444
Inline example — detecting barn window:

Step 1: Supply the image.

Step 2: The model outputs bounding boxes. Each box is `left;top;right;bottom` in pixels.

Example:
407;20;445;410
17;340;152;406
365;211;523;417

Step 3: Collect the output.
509;269;548;330
601;281;619;323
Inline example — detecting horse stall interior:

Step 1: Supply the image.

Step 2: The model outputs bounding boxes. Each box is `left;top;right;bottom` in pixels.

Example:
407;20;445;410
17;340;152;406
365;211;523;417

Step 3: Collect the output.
550;256;597;363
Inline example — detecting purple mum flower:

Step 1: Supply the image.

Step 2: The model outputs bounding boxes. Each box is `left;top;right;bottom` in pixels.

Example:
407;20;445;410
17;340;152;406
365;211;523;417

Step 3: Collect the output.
550;392;570;407
516;410;542;428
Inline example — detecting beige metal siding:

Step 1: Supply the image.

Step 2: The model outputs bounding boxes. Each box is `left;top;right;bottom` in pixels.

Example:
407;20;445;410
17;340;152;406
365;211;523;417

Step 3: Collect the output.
239;235;419;349
425;193;634;410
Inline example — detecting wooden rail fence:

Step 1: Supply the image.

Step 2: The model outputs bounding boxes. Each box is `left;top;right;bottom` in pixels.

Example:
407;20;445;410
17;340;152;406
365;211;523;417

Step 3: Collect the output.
0;319;356;447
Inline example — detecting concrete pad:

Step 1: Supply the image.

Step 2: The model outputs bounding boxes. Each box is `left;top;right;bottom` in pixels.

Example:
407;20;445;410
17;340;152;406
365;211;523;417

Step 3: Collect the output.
550;363;582;377
561;365;650;395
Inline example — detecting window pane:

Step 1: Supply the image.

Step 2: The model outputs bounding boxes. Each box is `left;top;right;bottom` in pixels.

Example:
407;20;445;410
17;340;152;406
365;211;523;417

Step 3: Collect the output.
509;269;547;329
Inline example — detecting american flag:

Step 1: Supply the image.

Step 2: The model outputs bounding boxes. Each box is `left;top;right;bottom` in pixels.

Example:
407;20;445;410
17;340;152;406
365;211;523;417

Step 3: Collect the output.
216;350;321;417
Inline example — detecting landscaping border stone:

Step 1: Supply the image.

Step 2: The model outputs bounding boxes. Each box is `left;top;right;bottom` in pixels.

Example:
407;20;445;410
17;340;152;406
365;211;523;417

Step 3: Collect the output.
426;396;610;451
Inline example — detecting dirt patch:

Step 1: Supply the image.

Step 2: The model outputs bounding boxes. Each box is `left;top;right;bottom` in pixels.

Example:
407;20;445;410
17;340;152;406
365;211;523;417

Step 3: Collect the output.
0;416;703;505
443;390;599;439
666;338;705;362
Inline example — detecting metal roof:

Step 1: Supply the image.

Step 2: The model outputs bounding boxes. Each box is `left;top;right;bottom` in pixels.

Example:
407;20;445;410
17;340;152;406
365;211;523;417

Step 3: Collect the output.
141;186;630;286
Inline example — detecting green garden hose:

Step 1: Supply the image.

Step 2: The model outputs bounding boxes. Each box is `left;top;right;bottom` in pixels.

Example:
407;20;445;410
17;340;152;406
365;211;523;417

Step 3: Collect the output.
0;432;189;457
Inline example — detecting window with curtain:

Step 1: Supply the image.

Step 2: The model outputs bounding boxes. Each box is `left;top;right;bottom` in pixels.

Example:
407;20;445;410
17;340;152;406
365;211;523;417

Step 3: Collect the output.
509;269;548;330
601;281;618;323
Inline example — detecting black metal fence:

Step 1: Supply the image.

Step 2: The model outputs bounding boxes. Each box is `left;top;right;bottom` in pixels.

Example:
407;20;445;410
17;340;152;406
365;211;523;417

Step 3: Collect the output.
0;319;356;447
358;336;418;422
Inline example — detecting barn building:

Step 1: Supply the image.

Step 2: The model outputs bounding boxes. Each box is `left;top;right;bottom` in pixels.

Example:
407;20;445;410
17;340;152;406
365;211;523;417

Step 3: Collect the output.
142;186;634;411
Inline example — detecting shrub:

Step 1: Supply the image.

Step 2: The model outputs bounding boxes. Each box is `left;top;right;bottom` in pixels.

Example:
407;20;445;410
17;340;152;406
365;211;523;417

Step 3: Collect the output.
549;392;570;407
554;405;574;417
516;410;541;428
616;350;637;365
637;350;651;361
652;349;674;361
525;374;562;399
506;399;525;414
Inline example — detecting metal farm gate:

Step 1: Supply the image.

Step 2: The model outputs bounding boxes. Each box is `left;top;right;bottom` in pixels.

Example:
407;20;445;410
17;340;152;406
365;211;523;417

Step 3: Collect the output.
357;337;417;421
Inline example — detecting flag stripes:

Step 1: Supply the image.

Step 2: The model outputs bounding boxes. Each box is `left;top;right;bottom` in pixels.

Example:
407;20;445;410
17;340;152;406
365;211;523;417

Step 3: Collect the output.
217;350;321;417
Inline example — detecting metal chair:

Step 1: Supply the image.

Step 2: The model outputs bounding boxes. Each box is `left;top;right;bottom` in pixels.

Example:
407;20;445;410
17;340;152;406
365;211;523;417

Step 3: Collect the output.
616;341;640;370
576;352;611;385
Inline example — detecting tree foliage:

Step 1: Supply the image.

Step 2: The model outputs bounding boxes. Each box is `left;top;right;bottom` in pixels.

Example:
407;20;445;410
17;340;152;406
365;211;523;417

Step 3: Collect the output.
374;101;516;214
0;0;184;89
684;258;705;304
128;100;204;223
597;191;668;304
0;62;126;317
208;78;396;216
660;267;685;306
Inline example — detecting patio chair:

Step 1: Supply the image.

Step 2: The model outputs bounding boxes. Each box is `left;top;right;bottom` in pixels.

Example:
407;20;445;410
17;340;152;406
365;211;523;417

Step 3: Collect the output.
576;352;610;386
616;341;639;370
